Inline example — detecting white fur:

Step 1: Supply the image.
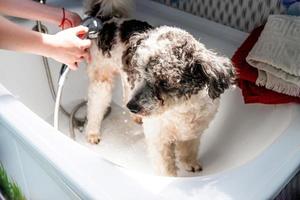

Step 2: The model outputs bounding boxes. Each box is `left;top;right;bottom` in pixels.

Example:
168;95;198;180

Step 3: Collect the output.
85;1;225;176
85;37;123;143
85;27;221;176
142;91;219;176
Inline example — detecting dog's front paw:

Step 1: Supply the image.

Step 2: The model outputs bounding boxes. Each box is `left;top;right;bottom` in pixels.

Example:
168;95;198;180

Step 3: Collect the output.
182;161;202;173
87;133;101;144
132;115;143;124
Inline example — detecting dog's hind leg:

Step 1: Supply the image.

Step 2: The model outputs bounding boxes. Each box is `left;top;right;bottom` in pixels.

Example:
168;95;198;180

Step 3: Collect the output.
176;137;202;173
86;68;115;144
131;114;143;124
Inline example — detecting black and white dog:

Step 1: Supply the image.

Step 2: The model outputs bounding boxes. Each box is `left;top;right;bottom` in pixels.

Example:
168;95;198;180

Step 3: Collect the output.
84;0;235;176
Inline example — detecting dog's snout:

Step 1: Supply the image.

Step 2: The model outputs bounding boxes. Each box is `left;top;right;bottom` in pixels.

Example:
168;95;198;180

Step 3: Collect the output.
126;100;142;114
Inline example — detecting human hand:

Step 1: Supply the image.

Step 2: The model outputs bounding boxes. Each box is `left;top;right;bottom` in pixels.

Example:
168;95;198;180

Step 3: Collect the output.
45;26;92;70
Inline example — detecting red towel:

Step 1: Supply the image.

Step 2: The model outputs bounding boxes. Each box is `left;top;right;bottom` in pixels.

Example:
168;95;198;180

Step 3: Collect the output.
231;26;300;104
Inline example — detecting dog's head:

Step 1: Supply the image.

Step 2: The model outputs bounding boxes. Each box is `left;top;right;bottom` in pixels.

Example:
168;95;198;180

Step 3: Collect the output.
123;26;236;116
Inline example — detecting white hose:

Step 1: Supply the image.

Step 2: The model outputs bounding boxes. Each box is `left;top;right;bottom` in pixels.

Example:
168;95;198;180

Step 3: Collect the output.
54;67;70;130
52;17;105;133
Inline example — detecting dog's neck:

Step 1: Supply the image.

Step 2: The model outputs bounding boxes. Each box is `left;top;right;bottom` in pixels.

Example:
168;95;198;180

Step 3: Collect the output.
95;18;154;61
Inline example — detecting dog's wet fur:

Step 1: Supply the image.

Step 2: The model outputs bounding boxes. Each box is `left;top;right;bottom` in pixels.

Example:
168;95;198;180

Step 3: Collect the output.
84;0;236;176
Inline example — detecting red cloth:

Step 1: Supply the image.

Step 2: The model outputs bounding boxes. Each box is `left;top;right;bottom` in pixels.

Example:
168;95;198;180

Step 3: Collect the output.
231;26;300;104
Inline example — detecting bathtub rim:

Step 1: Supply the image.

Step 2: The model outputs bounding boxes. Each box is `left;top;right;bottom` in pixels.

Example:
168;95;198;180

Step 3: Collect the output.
1;0;300;198
1;83;300;199
0;91;159;199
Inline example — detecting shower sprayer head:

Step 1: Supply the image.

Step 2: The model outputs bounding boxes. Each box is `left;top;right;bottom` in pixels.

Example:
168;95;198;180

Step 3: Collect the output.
81;16;103;39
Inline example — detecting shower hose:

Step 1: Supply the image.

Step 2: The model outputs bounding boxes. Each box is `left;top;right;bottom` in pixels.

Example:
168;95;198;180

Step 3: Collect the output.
34;0;110;139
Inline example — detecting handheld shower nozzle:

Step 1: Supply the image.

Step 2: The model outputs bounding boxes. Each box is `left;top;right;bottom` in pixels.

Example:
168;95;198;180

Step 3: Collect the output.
81;17;103;39
54;16;104;131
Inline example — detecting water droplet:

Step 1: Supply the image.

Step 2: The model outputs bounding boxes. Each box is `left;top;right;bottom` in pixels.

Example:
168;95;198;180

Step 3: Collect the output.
124;119;128;123
122;111;126;115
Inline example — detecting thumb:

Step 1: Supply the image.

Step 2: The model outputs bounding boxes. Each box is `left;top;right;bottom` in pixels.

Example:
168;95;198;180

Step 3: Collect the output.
70;25;89;37
77;39;92;49
68;62;78;71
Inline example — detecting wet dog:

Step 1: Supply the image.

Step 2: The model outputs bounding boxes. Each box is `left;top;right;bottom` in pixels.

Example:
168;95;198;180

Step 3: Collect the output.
84;0;235;176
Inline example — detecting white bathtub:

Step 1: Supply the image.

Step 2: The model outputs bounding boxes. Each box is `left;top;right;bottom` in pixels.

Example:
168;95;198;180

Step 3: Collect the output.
0;0;300;199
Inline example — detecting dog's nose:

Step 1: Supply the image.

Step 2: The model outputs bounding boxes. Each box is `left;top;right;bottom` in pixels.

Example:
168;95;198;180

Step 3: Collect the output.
126;101;142;114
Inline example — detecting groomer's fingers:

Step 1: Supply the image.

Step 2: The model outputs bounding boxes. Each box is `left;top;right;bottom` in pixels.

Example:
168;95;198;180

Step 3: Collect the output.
70;26;92;48
76;39;92;50
75;57;85;64
75;26;89;39
51;26;92;67
68;62;78;71
81;51;92;63
70;25;89;35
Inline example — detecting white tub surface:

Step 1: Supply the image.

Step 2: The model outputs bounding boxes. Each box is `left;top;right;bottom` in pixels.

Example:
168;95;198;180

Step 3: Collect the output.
1;0;300;199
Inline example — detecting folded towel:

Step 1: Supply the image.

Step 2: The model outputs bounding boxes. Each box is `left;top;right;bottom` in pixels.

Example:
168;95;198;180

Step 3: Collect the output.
246;15;300;97
232;26;300;104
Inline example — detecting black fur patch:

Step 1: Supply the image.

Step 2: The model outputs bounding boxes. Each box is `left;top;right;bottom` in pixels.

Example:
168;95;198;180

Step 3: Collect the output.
183;60;235;100
122;38;144;89
207;67;234;99
97;22;118;57
98;16;113;23
178;63;209;98
85;2;113;22
119;20;153;43
85;3;100;17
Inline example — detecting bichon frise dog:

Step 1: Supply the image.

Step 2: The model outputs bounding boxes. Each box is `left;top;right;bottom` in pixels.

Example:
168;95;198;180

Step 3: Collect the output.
84;0;236;176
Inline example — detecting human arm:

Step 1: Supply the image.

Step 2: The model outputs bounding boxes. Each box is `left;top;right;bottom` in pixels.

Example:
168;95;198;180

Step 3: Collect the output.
0;16;91;70
0;0;81;28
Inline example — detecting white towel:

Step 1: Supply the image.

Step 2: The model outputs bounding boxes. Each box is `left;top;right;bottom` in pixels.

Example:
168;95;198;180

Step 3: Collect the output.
246;15;300;97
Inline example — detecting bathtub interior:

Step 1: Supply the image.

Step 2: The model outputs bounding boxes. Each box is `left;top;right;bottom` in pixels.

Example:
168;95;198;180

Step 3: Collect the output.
0;0;298;177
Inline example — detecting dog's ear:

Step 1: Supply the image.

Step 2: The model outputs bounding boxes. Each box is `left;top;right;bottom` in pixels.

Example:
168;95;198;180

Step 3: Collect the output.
190;57;236;99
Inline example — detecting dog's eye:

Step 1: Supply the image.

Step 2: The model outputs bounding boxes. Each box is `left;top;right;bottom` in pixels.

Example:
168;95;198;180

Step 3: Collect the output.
158;80;169;89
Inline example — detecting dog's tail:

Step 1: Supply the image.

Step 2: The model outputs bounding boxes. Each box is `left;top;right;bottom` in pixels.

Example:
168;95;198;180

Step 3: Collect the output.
84;0;133;20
